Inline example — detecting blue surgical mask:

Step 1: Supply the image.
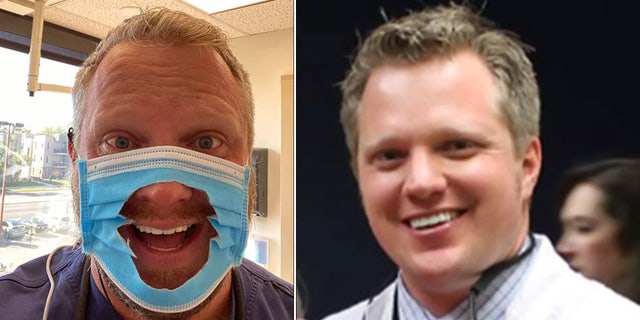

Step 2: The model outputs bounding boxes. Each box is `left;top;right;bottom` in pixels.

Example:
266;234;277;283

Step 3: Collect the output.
76;146;250;313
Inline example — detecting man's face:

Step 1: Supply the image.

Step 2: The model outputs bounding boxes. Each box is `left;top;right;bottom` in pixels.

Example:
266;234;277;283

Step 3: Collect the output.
75;42;248;290
356;51;541;297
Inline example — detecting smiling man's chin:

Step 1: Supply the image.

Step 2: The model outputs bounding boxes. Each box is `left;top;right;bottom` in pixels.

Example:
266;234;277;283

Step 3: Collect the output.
134;262;204;290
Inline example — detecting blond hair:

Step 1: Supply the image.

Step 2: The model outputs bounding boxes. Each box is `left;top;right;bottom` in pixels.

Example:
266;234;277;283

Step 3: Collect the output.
72;7;254;155
341;4;540;171
70;8;256;225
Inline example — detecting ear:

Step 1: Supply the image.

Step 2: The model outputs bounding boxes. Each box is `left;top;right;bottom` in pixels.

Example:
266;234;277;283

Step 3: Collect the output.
520;136;542;200
67;127;77;162
67;139;77;162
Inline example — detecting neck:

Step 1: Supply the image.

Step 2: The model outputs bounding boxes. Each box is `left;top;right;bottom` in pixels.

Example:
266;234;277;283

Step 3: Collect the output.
401;233;532;317
91;258;233;320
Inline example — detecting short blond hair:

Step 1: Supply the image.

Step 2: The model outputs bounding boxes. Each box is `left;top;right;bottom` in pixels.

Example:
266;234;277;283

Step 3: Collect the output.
70;8;256;225
341;4;540;171
72;7;254;155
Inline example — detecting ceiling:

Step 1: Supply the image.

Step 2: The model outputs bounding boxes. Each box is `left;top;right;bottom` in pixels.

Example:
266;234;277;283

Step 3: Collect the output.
0;0;293;39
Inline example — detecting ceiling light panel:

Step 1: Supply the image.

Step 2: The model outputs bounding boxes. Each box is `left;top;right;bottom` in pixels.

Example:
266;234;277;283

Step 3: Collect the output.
181;0;271;14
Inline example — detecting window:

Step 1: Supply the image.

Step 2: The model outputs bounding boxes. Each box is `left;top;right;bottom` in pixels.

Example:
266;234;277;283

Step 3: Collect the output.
0;46;78;275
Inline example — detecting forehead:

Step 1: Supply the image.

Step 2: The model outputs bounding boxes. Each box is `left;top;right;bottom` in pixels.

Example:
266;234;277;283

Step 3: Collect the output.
83;42;247;135
357;51;505;139
90;42;243;113
561;184;607;219
364;52;498;108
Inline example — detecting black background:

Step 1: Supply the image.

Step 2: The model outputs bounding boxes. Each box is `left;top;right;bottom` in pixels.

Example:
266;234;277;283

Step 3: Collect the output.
296;1;640;319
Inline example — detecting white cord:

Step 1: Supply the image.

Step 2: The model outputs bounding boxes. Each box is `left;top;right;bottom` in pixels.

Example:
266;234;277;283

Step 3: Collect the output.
42;245;68;320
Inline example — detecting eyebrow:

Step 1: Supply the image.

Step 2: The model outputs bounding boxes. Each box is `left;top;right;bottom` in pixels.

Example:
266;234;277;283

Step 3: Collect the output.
561;215;595;225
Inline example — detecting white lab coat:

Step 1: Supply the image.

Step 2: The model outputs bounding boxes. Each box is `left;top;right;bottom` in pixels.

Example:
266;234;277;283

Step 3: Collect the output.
324;234;640;320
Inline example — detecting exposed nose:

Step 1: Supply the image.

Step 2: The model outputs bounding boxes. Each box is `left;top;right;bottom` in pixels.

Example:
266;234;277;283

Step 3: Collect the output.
401;151;447;200
556;235;575;262
133;181;193;208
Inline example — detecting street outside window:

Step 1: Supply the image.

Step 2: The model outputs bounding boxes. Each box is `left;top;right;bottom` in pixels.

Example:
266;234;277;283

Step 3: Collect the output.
0;46;77;275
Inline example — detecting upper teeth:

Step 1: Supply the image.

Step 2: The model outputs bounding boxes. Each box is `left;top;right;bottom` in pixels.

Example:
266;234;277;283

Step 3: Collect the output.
135;224;191;235
410;211;462;229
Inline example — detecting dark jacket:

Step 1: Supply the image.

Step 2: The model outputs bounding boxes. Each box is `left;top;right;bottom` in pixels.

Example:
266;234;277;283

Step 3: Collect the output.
0;245;293;319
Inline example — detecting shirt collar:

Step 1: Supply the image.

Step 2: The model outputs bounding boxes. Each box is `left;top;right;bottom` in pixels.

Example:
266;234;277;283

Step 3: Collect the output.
87;273;123;320
397;236;536;320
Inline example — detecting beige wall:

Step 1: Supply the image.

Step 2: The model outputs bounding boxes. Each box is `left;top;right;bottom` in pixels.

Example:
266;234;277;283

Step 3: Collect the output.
230;28;294;282
280;75;293;283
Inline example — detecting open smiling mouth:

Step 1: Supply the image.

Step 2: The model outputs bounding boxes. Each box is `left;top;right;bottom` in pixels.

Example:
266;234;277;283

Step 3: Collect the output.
407;210;467;230
131;223;199;252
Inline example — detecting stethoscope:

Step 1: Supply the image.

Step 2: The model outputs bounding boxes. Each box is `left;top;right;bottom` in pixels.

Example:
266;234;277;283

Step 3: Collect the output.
361;233;537;320
75;259;246;320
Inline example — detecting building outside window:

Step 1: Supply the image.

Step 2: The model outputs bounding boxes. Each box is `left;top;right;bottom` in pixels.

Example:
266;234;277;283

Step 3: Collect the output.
1;46;78;275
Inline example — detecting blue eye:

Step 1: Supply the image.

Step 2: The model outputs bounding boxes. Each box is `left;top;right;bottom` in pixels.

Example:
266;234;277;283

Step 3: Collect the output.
378;150;403;161
113;137;130;148
446;140;471;150
197;137;216;149
370;149;406;170
438;139;480;159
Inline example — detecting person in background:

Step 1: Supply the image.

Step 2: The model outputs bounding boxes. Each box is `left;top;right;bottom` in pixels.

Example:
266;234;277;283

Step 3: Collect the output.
556;158;640;304
0;8;293;319
323;3;640;319
297;273;308;320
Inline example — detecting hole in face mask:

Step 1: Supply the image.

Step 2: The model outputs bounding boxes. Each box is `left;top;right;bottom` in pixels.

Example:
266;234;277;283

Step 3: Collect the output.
113;185;220;289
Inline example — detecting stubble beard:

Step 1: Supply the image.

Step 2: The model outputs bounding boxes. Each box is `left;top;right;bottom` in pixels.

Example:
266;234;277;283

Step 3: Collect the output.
95;260;222;320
